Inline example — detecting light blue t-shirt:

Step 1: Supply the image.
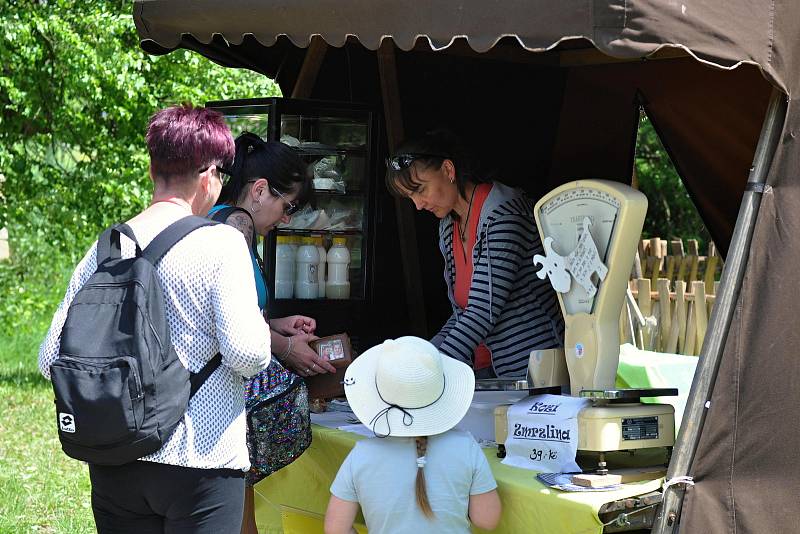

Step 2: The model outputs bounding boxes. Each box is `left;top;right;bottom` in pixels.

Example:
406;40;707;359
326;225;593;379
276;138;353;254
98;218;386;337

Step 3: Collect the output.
330;429;497;534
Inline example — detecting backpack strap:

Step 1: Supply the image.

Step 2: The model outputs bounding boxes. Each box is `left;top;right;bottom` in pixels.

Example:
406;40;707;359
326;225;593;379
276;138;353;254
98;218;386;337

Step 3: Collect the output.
189;353;223;398
141;216;217;265
209;206;258;255
95;224;141;266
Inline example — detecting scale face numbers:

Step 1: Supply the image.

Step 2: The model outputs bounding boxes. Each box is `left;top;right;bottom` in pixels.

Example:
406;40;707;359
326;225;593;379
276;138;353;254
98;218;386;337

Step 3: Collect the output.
539;187;621;314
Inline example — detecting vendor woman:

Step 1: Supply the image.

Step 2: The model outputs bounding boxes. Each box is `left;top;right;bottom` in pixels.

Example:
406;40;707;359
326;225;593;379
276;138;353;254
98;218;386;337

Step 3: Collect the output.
386;130;564;378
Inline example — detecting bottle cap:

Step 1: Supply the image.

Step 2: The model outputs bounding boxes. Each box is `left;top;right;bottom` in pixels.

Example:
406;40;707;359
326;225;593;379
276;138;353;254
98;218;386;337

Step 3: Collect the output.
333;237;347;245
277;235;290;244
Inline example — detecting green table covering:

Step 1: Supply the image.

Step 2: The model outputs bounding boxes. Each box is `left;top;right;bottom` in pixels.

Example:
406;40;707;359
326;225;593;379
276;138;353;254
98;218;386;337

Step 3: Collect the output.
254;346;697;533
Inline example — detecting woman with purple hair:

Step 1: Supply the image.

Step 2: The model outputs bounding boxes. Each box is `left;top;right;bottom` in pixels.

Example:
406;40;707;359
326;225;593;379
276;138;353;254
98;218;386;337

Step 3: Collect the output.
39;104;271;533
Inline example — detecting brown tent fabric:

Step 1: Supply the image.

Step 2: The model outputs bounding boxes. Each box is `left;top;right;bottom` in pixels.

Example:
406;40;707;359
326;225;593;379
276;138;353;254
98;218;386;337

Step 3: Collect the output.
134;2;800;532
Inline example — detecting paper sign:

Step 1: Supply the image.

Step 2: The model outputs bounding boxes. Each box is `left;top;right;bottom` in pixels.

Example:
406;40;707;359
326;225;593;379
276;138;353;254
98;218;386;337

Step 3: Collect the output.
501;394;590;473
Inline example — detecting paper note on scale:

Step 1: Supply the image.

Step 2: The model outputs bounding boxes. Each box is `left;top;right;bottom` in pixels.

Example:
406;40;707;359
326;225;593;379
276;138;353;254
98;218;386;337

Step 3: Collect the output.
501;394;590;473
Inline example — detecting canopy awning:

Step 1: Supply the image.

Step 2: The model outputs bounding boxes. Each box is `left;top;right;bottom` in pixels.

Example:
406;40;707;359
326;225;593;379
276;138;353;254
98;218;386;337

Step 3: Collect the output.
134;0;790;92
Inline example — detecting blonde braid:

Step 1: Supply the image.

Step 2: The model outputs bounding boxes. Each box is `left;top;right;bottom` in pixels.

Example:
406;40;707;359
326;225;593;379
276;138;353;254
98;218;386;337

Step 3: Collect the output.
414;436;435;519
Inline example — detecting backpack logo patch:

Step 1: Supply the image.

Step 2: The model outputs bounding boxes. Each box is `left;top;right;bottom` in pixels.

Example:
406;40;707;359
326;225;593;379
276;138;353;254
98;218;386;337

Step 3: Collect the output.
59;412;76;433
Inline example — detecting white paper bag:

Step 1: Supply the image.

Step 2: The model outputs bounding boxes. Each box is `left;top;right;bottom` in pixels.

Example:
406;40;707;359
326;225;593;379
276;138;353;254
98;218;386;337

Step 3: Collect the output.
501;394;590;472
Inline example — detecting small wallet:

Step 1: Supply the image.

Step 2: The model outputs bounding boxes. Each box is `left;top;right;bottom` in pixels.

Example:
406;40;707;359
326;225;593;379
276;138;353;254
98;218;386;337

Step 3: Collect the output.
305;333;354;399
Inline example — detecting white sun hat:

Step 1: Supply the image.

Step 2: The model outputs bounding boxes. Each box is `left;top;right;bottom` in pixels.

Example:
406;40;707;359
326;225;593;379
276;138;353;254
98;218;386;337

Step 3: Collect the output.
343;336;475;438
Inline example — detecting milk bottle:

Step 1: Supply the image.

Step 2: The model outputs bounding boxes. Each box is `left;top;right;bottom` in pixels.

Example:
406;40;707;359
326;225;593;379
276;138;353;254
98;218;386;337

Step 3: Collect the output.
326;237;350;299
313;234;327;298
295;236;320;299
274;235;295;298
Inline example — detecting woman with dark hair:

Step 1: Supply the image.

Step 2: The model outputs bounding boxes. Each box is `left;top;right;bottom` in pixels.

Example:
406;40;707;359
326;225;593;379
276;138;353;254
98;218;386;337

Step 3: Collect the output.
209;132;336;534
386;130;564;379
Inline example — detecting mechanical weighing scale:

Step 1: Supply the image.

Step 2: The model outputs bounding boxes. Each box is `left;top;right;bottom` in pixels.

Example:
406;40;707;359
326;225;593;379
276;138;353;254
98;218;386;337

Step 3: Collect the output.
494;180;677;478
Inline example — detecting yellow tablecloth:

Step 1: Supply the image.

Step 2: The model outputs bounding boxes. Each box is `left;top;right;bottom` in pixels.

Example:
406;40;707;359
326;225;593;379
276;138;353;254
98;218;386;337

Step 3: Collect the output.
253;424;662;534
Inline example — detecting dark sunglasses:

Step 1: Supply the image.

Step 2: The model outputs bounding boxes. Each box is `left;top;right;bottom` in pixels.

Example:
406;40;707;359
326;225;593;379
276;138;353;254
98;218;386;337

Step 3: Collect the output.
385;153;449;171
199;164;232;187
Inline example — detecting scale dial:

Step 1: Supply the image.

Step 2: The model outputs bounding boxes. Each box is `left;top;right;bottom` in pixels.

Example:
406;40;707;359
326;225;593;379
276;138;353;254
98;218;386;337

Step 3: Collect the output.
538;187;621;315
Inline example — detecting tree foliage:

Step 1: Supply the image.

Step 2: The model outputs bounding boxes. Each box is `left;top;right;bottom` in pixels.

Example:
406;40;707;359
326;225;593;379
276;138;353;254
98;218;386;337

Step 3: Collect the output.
0;0;280;334
634;113;711;250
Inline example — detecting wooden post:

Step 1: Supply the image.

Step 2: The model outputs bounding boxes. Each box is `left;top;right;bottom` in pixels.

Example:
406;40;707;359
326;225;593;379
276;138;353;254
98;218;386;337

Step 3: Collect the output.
677;256;692;284
684;301;697;356
290;36;328;99
687;239;700;282
647;256;659;286
692;281;708;354
675;281;687;353
377;40;427;336
704;255;719;294
665;256;677;284
657;279;671;352
637;278;655;349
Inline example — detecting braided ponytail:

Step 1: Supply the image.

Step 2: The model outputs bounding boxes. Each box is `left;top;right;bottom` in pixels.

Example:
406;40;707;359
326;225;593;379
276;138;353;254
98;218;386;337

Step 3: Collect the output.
414;436;434;519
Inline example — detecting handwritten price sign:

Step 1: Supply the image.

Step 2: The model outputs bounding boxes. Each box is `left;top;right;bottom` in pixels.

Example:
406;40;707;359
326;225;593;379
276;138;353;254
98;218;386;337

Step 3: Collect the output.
529;448;559;462
502;394;590;472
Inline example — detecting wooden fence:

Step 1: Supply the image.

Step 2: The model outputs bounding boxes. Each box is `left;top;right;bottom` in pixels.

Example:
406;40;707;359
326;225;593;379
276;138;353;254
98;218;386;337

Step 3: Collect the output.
620;238;723;356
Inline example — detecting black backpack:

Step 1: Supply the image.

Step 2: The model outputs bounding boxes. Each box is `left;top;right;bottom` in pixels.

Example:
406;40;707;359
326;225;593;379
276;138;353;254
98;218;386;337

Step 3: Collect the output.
50;216;222;465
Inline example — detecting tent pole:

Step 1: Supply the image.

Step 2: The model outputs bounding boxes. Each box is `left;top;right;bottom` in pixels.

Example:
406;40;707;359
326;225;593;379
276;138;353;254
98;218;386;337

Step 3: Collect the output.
290;36;327;99
377;40;428;337
652;87;787;534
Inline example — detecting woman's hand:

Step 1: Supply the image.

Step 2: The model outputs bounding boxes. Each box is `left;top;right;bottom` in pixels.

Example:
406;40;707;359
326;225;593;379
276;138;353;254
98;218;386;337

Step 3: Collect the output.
282;333;337;377
270;315;316;336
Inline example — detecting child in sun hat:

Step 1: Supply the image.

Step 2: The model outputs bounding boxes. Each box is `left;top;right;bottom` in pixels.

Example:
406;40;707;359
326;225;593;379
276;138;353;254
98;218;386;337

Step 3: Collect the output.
324;336;502;534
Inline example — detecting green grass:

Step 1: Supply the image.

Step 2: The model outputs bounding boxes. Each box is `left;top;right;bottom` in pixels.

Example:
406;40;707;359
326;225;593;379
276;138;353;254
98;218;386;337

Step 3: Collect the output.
0;325;95;534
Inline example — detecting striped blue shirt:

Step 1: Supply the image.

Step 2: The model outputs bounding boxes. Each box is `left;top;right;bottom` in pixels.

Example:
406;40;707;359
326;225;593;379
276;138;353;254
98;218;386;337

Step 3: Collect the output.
432;182;564;378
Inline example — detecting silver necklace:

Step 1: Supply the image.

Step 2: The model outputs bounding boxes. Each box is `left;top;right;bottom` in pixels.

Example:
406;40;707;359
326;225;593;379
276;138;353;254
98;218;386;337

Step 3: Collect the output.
458;185;477;244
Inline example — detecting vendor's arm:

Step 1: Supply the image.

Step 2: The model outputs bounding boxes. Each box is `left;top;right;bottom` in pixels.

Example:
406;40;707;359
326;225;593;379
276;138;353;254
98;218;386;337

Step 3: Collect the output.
437;214;531;363
270;314;316;336
431;313;458;350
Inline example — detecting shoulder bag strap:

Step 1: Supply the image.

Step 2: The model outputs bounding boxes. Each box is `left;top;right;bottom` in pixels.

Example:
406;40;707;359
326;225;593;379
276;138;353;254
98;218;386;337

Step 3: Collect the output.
209;206;258;255
189;353;223;398
95;224;141;265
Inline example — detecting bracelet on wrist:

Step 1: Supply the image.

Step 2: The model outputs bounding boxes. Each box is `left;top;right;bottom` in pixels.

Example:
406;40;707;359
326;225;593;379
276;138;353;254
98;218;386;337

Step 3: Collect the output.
280;336;294;362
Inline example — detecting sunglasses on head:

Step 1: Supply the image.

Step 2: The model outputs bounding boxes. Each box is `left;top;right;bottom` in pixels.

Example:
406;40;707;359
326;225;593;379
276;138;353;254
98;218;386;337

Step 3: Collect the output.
385;153;449;171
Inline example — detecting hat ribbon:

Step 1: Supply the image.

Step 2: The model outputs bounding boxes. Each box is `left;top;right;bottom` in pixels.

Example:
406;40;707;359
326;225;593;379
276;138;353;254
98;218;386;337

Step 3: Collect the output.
370;376;446;438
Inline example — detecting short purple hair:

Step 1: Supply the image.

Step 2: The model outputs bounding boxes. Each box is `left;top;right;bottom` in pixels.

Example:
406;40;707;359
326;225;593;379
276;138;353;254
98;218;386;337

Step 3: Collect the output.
146;103;235;182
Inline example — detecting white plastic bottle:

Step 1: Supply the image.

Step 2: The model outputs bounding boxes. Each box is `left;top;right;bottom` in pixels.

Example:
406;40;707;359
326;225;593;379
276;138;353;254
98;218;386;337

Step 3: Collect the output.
274;235;295;299
295;236;320;299
313;234;327;298
288;235;300;256
326;237;351;299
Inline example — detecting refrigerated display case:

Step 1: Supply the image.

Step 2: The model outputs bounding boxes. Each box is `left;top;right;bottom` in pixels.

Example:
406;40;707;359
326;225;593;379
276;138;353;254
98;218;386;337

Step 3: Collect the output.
205;98;378;349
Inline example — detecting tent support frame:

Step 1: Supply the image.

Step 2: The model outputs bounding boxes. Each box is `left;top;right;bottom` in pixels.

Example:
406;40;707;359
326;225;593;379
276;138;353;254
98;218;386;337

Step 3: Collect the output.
377;40;428;336
652;87;787;534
